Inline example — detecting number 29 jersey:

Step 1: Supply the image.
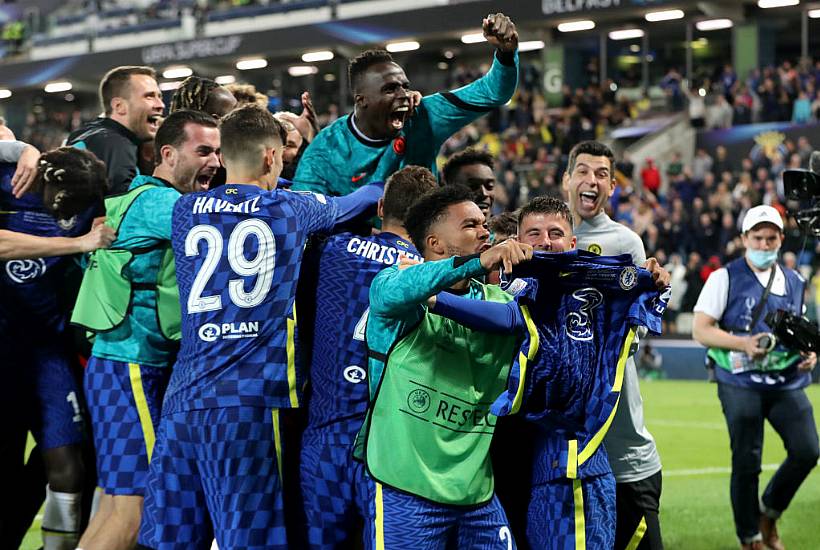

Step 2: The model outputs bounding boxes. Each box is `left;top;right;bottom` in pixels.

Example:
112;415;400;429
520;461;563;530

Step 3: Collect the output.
162;184;341;415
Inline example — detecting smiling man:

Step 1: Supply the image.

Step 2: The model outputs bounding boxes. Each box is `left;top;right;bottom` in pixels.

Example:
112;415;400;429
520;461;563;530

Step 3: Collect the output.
67;66;165;195
294;13;519;196
71;110;221;550
563;140;667;550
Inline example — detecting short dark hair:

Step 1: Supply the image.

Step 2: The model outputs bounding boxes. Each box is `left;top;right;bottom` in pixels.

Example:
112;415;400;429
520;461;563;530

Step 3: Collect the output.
154;109;218;162
219;105;286;167
567;141;616;177
99;66;157;115
441;148;495;186
36;147;107;219
349;49;394;94
405;184;475;255
488;211;519;240
170;76;221;113
518;196;574;230
382;166;438;224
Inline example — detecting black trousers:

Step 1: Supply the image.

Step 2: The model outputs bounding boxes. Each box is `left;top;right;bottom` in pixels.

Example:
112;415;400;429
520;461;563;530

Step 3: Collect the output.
615;470;664;550
717;382;819;542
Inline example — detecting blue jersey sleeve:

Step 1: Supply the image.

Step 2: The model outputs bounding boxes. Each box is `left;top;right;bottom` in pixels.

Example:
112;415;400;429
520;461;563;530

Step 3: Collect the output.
328;181;384;227
431;291;525;334
422;50;519;148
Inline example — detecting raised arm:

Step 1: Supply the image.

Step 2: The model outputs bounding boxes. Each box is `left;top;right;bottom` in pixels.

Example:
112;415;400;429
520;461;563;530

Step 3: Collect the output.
424;13;519;146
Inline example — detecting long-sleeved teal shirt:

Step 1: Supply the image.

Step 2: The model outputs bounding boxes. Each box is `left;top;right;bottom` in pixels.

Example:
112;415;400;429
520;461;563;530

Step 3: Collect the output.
365;255;486;397
293;50;519;195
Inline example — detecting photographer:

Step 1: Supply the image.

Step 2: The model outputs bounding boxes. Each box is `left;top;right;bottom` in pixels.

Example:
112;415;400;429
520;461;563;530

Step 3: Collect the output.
692;205;818;550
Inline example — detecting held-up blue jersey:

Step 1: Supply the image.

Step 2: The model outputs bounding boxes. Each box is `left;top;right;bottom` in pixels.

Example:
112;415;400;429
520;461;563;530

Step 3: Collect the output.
491;251;667;483
162;183;383;415
306;231;421;436
0;162;93;330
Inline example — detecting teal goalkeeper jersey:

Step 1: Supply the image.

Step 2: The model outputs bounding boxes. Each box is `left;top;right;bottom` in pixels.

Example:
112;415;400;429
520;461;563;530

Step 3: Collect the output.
293;51;519;195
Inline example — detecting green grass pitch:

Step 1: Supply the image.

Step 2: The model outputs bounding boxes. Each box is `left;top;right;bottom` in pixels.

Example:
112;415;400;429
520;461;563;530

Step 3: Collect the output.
20;380;820;549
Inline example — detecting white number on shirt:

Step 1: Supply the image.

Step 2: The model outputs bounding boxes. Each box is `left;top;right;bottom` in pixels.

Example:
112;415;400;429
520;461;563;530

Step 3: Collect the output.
186;220;276;313
353;308;370;342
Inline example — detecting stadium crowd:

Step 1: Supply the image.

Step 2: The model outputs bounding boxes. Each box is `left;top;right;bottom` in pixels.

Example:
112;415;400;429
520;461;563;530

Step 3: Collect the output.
0;8;818;550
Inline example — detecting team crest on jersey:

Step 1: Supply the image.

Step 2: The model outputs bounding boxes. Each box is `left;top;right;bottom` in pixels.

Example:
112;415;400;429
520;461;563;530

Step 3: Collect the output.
565;287;603;341
57;215;78;230
343;365;367;384
619;266;638;290
5;258;47;284
587;244;602;255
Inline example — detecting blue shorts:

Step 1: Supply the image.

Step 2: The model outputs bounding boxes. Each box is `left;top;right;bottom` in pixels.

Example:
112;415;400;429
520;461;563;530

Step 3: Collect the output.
26;338;85;450
365;479;515;550
138;406;288;550
85;357;170;496
300;431;369;548
527;474;616;550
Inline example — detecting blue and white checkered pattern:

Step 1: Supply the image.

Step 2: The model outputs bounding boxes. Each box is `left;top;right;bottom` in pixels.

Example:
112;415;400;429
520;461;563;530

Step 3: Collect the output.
300;432;370;548
163;185;340;414
307;231;420;433
364;480;515;550
139;406;288;550
85;357;169;495
526;474;616;550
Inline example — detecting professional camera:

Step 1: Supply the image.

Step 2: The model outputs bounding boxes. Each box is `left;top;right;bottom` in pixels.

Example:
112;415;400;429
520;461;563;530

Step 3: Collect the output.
763;309;820;353
783;151;820;236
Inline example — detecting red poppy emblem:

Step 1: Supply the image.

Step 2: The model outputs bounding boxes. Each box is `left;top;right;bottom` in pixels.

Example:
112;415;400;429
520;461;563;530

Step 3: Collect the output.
393;136;406;155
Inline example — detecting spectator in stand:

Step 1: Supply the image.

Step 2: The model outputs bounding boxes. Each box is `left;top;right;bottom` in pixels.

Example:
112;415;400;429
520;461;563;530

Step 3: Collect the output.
708;94;734;129
712;145;734;177
664;253;688;332
692;148;713;183
681;251;704;313
641;158;661;195
687;86;706;128
792;90;813;123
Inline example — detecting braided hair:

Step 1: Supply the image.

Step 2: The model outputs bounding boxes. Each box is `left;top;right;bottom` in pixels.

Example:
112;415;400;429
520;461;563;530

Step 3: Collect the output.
36;147;108;219
170;76;221;113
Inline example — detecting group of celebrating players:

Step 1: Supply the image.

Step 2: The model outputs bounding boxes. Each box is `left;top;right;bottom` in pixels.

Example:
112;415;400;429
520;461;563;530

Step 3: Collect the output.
0;11;676;550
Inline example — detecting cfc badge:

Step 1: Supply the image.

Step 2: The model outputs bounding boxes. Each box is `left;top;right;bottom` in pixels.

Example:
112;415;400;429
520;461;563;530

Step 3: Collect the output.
619;266;638;290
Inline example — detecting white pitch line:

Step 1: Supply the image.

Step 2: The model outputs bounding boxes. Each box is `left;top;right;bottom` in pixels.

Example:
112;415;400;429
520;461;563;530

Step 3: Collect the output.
665;464;780;477
650;419;726;430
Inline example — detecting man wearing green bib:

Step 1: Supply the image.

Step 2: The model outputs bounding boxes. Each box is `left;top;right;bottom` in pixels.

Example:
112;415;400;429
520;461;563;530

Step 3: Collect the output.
71;110;221;550
360;185;532;549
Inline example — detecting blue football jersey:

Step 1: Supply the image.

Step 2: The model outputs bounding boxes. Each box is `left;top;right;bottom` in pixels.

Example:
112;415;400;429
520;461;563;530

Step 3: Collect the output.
306;231;421;435
163;183;382;414
0;162;93;330
493;251;667;483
